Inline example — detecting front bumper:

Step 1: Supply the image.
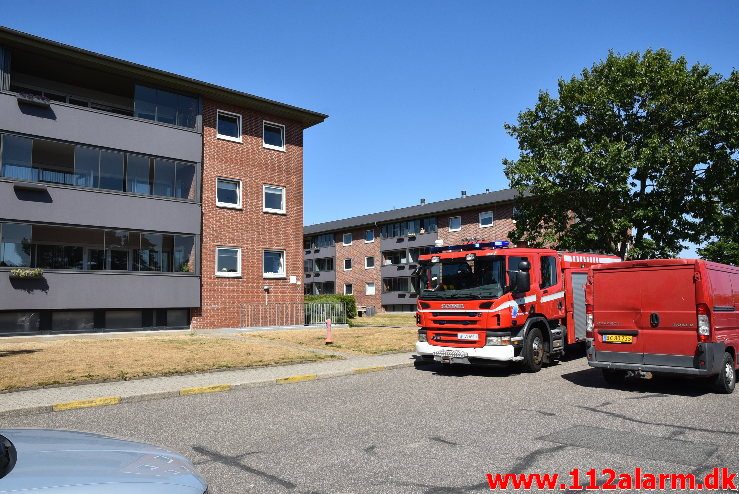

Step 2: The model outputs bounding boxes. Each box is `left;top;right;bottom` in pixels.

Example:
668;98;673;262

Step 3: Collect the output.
415;341;520;364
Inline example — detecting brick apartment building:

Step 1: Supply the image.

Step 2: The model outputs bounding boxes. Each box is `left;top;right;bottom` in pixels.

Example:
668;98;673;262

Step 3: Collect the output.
0;27;325;334
303;189;518;312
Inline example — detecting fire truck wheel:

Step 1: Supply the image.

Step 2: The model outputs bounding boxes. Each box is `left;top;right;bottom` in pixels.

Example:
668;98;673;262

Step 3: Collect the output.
712;352;736;394
601;369;627;388
521;327;544;373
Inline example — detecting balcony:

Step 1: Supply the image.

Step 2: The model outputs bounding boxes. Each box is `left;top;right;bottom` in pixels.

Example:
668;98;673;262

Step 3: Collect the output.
303;245;336;260
0;91;201;163
304;270;336;283
380;232;438;251
381;263;416;278
381;292;418;306
0;270;200;311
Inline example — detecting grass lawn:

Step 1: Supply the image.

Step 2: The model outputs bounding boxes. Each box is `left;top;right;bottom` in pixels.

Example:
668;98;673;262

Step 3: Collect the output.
0;334;337;392
349;312;416;328
246;325;418;355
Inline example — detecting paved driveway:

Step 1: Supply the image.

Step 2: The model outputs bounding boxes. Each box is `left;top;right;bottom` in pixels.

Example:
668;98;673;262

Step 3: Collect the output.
5;356;738;493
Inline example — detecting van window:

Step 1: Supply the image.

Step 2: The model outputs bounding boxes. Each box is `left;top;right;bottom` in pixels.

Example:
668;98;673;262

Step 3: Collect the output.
540;256;557;289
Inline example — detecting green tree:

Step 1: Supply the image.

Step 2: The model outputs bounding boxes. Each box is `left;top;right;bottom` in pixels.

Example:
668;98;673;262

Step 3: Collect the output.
503;49;738;260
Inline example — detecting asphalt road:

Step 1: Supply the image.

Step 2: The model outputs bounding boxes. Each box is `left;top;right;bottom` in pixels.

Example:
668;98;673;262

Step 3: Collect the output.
5;354;739;493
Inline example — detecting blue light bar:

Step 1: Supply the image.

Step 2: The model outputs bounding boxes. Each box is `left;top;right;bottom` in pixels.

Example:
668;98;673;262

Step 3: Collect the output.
429;240;509;253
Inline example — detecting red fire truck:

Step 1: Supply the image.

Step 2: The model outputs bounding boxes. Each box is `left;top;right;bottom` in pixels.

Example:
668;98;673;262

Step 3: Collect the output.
411;241;620;372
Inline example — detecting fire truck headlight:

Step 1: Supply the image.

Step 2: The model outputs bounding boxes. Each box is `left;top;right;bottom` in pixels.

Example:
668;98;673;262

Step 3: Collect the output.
418;330;427;342
465;253;476;261
486;336;511;346
431;256;440;263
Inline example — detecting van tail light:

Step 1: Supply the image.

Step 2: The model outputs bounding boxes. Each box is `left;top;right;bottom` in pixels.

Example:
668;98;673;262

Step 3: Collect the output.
585;304;594;338
697;304;711;342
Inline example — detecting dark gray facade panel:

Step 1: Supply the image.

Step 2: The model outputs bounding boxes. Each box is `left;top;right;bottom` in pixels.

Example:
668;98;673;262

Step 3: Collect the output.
304;271;336;283
380;232;438;251
305;189;525;235
381;292;417;306
0;272;200;310
0;92;202;162
0;181;201;234
381;264;415;279
303;245;336;260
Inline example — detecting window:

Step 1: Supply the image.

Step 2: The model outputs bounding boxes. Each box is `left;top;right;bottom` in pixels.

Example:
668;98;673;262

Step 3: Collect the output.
0;312;40;334
344;258;352;270
106;310;143;330
263;121;286;151
365;229;375;243
540;256;558;289
263;185;286;213
344;283;353;295
383;277;410;293
479;211;494;228
216;178;242;208
134;85;198;129
343;233;352;245
0;133;197;200
315;257;334;272
383;250;406;266
366;282;376;296
0;222;197;274
380;217;437;238
216;110;242;142
51;311;95;332
263;250;285;278
365;256;375;269
216;247;241;277
304;259;313;272
449;216;462;231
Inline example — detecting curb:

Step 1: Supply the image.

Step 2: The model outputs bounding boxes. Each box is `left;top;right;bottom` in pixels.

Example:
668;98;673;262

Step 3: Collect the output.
1;361;416;418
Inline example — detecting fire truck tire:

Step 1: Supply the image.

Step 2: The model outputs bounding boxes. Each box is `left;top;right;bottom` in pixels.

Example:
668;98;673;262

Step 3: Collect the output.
601;369;627;388
521;327;544;373
712;352;735;394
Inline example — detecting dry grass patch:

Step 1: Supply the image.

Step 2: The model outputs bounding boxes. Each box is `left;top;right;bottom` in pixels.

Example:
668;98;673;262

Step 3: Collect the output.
246;326;417;355
349;312;416;328
0;334;336;392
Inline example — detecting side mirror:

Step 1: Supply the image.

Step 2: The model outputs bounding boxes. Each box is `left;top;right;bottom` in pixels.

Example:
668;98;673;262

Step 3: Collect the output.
410;266;422;294
518;260;531;272
507;269;531;293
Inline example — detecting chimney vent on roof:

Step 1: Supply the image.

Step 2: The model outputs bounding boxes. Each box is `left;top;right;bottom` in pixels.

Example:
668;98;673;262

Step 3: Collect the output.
420;198;426;205
461;190;467;198
485;188;490;193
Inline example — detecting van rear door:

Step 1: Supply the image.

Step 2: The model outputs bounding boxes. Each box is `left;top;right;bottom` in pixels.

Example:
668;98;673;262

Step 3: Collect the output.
592;268;644;364
639;264;697;367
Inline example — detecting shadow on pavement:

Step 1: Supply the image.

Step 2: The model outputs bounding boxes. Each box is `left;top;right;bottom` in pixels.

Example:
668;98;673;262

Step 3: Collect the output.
414;361;524;378
561;367;711;397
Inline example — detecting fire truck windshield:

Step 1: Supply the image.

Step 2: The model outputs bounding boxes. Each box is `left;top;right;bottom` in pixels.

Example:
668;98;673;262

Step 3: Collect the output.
412;256;507;300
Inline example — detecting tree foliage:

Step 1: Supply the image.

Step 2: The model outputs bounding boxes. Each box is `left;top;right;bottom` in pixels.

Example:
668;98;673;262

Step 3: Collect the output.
503;49;738;261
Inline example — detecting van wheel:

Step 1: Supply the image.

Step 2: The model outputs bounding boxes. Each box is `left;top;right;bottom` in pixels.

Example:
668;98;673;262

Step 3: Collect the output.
712;353;736;394
521;328;544;373
601;369;627;388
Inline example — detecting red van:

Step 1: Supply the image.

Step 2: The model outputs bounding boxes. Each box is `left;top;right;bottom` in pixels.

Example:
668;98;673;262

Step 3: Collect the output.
585;259;739;393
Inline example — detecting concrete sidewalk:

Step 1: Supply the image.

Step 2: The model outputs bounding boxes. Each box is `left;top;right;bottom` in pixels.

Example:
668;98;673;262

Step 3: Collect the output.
0;352;417;417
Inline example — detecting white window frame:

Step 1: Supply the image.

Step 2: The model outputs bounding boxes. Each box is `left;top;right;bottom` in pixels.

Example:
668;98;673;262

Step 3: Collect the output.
263;249;286;278
364;229;375;243
344;283;353;295
479;211;494;228
449;216;462;232
215;246;241;278
342;232;352;246
215;177;242;209
365;256;375;269
365;282;376;296
216;110;242;143
263;184;286;214
343;258;352;271
263;121;286;152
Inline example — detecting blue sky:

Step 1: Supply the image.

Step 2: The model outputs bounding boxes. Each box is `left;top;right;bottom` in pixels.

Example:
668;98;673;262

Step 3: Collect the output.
2;1;737;253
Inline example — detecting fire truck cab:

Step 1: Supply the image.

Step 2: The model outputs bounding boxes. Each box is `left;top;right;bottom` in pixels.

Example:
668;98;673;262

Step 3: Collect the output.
412;241;620;372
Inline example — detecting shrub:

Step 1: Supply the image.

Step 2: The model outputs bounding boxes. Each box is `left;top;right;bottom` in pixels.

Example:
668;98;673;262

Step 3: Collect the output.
304;294;357;319
9;268;44;279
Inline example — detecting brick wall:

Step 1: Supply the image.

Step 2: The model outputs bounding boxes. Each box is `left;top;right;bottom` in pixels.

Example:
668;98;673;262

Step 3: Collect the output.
437;202;516;246
334;226;382;311
192;99;305;329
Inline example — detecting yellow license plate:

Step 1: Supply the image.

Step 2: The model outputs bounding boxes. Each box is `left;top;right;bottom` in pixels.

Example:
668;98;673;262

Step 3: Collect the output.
603;334;633;344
